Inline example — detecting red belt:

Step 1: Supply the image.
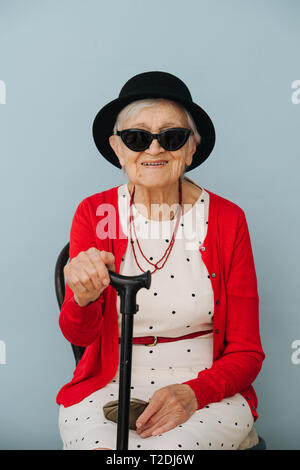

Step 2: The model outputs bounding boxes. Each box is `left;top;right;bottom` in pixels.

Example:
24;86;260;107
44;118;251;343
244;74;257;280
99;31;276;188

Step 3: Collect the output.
118;329;213;347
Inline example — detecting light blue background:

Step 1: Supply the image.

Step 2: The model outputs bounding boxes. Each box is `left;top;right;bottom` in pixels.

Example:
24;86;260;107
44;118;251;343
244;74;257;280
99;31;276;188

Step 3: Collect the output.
0;0;299;450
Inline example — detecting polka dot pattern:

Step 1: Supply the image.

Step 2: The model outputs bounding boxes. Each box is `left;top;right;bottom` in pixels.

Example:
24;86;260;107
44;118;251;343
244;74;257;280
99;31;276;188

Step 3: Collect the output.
117;181;214;338
58;178;254;450
58;381;254;450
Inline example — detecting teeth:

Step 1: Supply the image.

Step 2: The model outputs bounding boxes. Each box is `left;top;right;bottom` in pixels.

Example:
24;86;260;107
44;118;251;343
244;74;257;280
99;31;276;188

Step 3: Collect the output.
142;161;168;166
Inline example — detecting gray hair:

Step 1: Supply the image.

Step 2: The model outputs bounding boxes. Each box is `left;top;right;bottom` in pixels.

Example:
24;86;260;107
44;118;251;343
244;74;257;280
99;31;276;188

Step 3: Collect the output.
112;98;201;176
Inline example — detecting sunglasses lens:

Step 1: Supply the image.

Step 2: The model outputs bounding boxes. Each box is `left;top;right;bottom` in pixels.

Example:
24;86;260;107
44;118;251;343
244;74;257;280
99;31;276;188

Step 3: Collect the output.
120;129;190;151
122;130;151;151
161;129;189;150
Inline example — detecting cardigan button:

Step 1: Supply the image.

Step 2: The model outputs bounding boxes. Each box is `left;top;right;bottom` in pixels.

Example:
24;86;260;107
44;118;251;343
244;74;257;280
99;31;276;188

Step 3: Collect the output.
215;329;219;334
211;273;216;277
216;300;220;305
200;246;206;251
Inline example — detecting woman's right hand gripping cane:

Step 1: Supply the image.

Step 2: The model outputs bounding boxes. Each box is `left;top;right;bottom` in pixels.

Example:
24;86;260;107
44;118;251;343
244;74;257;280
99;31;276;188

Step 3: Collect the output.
64;247;115;307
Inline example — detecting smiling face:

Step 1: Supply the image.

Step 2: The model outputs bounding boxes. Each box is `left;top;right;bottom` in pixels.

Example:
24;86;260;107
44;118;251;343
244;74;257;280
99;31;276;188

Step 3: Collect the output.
109;100;197;189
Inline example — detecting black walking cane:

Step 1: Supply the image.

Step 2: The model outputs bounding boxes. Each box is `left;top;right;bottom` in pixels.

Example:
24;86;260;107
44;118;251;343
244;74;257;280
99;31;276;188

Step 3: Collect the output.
107;269;151;450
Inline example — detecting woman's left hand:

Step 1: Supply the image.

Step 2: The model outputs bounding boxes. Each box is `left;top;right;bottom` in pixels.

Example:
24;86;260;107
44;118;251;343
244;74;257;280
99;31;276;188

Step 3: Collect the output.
135;384;198;438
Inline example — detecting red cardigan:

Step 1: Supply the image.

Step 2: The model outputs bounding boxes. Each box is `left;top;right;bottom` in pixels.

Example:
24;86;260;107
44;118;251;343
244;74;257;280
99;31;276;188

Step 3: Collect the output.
56;184;265;422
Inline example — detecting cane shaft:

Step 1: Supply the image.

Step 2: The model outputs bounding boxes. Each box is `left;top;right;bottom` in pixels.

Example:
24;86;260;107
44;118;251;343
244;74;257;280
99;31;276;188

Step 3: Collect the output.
116;312;134;450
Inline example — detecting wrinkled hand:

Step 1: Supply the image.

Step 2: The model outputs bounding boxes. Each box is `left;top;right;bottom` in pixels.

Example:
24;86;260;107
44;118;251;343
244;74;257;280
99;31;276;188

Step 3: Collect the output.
135;384;198;439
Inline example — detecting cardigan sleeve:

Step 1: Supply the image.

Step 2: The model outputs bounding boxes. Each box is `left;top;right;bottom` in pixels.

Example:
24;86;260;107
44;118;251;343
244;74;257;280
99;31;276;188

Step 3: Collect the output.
58;200;105;347
182;210;265;410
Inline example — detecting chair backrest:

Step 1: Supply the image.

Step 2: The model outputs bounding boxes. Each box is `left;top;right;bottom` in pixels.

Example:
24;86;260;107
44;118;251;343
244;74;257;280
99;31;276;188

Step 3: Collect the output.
54;242;85;365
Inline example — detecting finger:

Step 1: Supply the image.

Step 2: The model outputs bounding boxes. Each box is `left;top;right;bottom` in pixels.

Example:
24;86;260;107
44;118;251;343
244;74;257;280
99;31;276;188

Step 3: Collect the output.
137;396;188;434
68;270;92;296
139;418;176;439
140;414;179;438
78;250;111;290
136;399;162;428
87;251;111;287
136;406;171;434
99;250;115;271
136;410;159;432
150;418;178;436
75;261;100;292
70;252;99;292
84;264;102;291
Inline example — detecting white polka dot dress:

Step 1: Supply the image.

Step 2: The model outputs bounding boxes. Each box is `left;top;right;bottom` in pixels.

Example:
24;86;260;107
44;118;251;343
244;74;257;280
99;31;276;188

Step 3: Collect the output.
58;179;254;450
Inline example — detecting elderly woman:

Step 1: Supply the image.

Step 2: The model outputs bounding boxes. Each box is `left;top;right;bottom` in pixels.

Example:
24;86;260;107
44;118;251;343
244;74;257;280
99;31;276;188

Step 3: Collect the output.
56;71;265;450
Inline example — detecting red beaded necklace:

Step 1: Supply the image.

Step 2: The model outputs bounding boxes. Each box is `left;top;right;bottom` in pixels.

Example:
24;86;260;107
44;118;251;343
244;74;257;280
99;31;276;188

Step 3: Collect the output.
128;178;183;274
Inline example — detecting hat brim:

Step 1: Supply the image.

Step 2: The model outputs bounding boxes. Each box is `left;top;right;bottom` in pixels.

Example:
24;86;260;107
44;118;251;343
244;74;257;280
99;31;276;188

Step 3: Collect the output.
92;92;216;172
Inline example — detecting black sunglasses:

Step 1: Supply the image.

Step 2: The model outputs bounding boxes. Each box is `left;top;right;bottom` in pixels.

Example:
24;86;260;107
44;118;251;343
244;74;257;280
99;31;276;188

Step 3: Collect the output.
116;127;193;152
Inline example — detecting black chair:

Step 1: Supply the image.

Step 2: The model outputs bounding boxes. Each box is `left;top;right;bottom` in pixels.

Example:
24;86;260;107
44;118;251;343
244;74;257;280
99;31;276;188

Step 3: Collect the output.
55;242;266;450
55;242;86;366
246;435;266;451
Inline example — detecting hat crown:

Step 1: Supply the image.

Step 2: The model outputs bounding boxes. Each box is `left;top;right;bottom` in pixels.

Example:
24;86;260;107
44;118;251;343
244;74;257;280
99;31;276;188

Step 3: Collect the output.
119;71;192;102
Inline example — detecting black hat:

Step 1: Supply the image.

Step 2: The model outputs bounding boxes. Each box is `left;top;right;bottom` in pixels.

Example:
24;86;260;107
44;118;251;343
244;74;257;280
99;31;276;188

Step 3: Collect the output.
92;71;215;172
